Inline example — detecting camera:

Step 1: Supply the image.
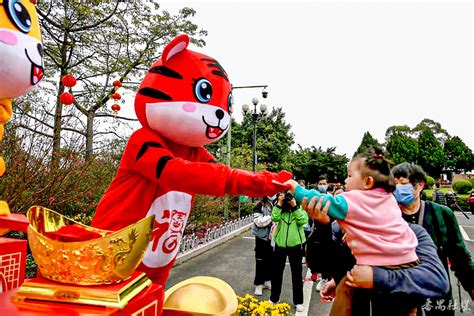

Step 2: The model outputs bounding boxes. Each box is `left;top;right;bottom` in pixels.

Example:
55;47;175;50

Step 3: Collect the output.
281;191;295;213
283;191;294;202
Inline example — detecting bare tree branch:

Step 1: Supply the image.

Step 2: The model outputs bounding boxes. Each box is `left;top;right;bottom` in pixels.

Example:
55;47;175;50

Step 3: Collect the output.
69;1;120;32
15;124;53;138
96;113;138;121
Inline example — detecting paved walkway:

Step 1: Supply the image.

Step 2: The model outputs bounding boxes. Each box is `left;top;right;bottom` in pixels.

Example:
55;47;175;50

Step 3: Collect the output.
167;229;331;315
167;213;474;315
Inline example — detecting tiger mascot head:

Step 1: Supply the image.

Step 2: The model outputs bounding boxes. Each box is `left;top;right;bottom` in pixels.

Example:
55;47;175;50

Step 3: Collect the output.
0;0;43;100
135;34;232;147
0;0;43;215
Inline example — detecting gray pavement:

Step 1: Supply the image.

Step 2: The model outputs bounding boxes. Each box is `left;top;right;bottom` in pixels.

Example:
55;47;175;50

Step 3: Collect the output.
166;229;331;315
166;212;474;315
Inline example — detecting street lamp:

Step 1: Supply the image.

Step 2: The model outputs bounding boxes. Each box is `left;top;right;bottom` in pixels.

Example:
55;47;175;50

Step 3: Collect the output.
224;84;268;217
226;85;268;167
242;97;268;173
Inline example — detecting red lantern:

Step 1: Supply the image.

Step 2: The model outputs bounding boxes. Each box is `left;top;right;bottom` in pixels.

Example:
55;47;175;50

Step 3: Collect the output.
113;80;122;88
111;104;121;112
111;93;121;100
62;74;77;88
60;92;75;105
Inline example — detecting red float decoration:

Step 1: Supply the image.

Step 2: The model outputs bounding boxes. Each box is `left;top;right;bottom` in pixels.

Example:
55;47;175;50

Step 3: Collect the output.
113;80;122;88
61;74;77;88
60;92;74;105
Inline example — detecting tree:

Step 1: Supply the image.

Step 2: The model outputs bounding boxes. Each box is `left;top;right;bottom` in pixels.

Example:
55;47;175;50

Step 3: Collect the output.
15;1;207;164
417;129;446;177
290;146;349;184
443;136;473;173
384;125;418;164
354;131;381;157
231;107;295;172
413;118;450;145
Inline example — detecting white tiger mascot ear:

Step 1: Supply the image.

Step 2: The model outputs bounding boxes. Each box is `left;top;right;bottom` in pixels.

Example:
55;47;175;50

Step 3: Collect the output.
0;0;44;215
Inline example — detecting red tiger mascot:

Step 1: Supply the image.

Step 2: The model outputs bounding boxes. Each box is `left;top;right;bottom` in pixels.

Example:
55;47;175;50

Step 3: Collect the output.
91;34;291;286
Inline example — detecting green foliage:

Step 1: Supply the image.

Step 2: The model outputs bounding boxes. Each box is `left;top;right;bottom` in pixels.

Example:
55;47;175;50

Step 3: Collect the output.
26;253;38;279
290;146;349;184
470;178;474;188
189;195;227;225
417;129;446;178
210;108;295;172
413;118;450;144
354;132;381;157
426;175;436;187
452;180;472;195
385;125;418;164
453;196;469;212
0;128;119;220
239;202;257;217
443;136;474;173
234;107;295;172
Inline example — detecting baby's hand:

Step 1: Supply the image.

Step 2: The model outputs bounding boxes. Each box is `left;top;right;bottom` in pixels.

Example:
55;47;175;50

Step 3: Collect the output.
284;179;299;194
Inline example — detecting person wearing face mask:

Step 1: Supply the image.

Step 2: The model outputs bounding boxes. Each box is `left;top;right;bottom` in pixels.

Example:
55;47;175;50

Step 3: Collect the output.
317;177;329;193
305;176;335;291
392;162;474;315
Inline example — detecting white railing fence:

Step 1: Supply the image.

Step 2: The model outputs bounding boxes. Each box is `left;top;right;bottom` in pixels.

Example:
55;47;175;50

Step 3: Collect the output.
179;215;253;255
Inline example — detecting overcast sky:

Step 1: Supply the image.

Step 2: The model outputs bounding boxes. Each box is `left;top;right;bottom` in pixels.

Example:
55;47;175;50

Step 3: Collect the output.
151;0;472;158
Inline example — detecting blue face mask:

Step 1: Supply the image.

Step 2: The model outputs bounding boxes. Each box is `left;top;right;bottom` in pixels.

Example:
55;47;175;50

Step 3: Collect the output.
393;184;417;206
318;185;328;193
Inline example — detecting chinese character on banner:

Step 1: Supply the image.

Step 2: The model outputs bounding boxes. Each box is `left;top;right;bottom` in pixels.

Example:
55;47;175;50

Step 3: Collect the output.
447;299;458;311
421;298;433;311
435;299;446;311
460;299;472;312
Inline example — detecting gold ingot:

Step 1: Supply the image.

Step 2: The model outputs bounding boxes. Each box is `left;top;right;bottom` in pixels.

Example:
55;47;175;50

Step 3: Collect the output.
27;206;154;285
163;276;238;315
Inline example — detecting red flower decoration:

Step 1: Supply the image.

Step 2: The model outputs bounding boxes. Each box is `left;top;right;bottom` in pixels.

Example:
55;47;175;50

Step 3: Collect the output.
113;80;122;88
111;93;121;100
62;74;77;88
60;92;75;105
111;104;121;112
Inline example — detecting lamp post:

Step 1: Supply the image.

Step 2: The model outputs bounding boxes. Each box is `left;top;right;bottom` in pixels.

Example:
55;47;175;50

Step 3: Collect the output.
224;85;268;217
228;85;268;167
242;98;268;173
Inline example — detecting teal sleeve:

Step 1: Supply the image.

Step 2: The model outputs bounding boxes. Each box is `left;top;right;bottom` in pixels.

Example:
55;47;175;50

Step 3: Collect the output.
294;185;348;220
272;206;282;222
293;207;309;226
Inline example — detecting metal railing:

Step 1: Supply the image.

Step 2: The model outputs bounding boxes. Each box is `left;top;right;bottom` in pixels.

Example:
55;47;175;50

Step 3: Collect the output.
179;215;253;255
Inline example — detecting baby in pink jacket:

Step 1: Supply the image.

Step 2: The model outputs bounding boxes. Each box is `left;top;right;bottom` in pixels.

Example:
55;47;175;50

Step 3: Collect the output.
286;147;419;316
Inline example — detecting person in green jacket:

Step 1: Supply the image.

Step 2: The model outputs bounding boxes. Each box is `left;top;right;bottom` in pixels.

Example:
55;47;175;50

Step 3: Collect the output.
392;162;473;315
270;191;308;312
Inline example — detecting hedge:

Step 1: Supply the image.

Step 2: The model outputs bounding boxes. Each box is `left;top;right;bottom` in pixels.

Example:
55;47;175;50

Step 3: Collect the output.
452;180;472;194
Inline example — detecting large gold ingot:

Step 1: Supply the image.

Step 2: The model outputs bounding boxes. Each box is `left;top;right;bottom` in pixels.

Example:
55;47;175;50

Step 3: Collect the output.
163;276;238;315
27;206;154;285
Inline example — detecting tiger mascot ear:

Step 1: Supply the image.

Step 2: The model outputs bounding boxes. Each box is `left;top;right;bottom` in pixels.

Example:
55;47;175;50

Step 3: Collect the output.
0;0;44;215
162;34;190;64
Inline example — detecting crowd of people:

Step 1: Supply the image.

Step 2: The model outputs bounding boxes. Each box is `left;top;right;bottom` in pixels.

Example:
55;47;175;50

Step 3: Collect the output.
250;147;473;315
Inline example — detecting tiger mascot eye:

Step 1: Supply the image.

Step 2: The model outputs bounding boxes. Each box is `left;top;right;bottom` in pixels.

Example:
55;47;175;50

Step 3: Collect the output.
0;0;44;214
